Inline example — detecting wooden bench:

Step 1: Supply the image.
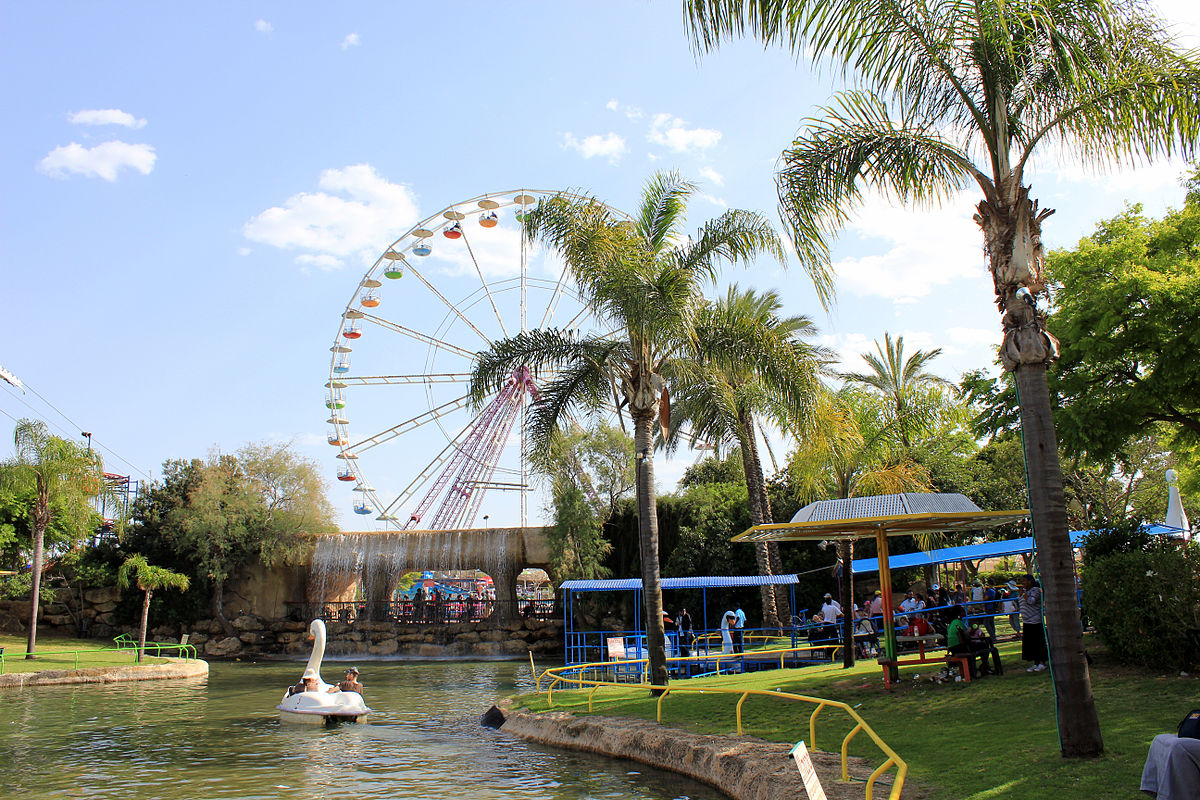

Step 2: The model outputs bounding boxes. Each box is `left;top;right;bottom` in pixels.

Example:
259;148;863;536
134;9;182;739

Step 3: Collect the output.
878;653;971;689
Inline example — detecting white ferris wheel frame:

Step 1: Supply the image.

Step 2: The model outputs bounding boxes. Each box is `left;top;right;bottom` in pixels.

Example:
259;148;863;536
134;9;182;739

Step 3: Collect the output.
326;189;630;531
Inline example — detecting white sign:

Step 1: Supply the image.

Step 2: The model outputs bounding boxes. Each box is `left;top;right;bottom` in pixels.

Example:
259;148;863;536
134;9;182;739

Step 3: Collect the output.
789;740;827;800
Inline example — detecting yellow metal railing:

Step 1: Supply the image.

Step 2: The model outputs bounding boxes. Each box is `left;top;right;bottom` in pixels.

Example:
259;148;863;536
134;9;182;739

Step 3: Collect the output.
532;650;906;800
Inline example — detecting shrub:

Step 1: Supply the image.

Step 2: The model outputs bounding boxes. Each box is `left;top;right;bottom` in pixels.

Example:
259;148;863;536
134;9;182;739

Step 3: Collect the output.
1080;536;1200;671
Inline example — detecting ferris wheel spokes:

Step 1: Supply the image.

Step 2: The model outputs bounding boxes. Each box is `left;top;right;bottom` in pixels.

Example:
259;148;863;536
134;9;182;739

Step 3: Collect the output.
347;393;471;454
457;222;509;338
401;261;492;345
337;373;472;387
362;313;475;358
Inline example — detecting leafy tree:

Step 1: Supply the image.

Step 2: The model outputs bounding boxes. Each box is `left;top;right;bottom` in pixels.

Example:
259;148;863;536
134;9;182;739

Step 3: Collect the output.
470;171;795;687
535;424;633;581
669;286;826;627
0;420;108;657
841;333;950;447
127;442;334;634
1046;193;1200;464
679;449;745;489
685;0;1200;754
117;555;190;662
786;388;930;664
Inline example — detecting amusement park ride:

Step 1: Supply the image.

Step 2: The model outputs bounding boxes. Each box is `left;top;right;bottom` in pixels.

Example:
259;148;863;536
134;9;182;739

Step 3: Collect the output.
325;190;623;531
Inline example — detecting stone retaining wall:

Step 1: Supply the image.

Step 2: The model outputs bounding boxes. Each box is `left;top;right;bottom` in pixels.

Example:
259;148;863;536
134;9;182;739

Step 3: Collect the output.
190;614;564;660
0;659;209;689
501;710;927;800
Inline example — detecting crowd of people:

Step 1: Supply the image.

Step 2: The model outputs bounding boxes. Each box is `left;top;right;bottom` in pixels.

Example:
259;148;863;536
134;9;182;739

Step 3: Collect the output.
804;573;1049;675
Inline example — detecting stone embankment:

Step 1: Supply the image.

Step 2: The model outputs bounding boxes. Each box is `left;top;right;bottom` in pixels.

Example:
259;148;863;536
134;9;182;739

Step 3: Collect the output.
0;591;564;660
188;614;564;660
0;659;209;689
501;709;927;800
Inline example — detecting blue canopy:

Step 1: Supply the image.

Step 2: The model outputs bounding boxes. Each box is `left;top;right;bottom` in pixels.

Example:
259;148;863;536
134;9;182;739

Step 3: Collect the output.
560;574;800;592
851;524;1182;574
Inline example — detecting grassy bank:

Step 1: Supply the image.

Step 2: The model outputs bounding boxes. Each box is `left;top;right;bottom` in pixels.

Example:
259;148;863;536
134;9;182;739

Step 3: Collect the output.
0;633;171;674
517;637;1193;799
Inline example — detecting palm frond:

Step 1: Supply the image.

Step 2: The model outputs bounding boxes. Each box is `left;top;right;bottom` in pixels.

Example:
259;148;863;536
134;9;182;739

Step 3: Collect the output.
526;357;616;458
777;91;980;287
469;330;625;407
636;170;698;254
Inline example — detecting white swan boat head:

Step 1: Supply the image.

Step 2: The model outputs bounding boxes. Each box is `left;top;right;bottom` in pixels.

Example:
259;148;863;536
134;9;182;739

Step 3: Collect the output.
276;619;372;725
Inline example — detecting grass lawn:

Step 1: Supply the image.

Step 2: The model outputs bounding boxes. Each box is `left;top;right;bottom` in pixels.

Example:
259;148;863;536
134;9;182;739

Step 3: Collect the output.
517;636;1193;800
0;633;171;674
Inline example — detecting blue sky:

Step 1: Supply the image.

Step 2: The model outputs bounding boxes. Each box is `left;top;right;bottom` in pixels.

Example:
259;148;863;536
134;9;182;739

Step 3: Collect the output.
3;2;1198;529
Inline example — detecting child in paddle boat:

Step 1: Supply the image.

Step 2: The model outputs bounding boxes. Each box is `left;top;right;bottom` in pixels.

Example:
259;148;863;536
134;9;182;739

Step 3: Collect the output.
288;669;319;696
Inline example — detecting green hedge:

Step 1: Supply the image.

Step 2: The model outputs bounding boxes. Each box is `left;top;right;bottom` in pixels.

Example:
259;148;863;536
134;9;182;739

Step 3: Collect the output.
1080;538;1200;671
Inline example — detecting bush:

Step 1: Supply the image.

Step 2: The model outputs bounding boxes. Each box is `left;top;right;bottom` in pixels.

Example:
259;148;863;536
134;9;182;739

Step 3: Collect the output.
1080;536;1200;671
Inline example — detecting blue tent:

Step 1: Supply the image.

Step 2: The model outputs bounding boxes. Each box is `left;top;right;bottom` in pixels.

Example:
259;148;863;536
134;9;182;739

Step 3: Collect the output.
851;523;1182;574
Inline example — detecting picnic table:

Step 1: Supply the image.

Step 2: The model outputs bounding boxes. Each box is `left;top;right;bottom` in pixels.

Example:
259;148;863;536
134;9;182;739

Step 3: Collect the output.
879;634;971;688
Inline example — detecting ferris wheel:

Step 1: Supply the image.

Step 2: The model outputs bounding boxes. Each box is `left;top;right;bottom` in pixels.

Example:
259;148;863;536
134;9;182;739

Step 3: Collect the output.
325;190;622;530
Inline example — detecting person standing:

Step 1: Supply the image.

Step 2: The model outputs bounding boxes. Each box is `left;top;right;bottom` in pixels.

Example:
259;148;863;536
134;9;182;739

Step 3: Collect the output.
819;593;842;643
677;608;693;658
1003;584;1021;636
1019;574;1048;672
733;605;746;653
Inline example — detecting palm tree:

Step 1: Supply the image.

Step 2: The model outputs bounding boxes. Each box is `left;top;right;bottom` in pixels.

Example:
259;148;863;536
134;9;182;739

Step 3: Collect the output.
685;0;1200;756
841;333;950;447
117;555;191;663
470;171;800;687
1;419;108;658
788;388;930;665
668;286;826;627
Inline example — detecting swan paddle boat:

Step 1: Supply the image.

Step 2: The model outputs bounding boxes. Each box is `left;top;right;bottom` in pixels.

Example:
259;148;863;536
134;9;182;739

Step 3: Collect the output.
277;619;372;725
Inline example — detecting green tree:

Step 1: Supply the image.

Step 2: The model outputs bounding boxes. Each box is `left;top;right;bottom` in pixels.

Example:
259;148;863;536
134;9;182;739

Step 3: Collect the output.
841;333;951;447
685;0;1200;755
535;423;634;581
669;286;825;627
1;420;108;657
1046;194;1200;463
129;442;334;634
786;388;930;664
470;171;796;687
117;554;190;662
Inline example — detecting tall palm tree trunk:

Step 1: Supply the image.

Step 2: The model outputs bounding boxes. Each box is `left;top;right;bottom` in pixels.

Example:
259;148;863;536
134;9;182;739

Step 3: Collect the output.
138;589;153;663
25;523;45;658
1014;364;1103;757
737;412;782;629
633;413;669;688
982;185;1103;757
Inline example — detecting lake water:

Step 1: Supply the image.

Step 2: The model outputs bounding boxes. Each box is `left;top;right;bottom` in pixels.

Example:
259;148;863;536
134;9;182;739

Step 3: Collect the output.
0;659;723;800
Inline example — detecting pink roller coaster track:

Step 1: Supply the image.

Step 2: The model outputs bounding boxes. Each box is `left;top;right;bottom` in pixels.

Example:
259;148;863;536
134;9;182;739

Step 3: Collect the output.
403;366;539;530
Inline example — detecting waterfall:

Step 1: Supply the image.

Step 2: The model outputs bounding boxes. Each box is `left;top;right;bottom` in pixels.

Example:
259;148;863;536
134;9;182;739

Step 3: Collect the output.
308;529;521;604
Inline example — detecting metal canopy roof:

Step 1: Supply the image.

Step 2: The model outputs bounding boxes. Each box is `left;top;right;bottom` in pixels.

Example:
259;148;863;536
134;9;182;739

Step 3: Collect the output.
732;492;1028;543
560;574;800;592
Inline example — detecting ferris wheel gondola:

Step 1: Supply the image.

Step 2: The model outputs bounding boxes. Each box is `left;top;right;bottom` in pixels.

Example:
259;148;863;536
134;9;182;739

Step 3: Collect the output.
325;190;627;530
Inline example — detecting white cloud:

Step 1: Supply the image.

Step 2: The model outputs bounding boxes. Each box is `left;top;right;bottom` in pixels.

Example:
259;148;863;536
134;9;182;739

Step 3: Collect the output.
817;332;875;374
237;247;252;256
341;33;360;49
699;166;725;187
38;141;156;181
604;99;644;120
243;164;420;269
648;113;721;154
605;99;618;112
68;109;146;129
297;253;345;271
255;19;273;35
561;132;627;164
699;193;728;208
831;190;985;304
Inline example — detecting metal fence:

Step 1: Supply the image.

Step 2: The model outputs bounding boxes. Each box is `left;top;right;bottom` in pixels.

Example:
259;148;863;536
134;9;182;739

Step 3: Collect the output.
283;598;557;626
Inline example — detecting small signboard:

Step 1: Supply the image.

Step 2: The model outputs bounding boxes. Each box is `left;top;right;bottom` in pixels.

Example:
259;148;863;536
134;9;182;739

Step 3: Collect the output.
789;740;827;800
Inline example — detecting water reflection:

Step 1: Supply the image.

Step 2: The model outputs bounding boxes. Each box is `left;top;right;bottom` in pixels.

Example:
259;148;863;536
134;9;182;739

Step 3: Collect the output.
0;660;721;800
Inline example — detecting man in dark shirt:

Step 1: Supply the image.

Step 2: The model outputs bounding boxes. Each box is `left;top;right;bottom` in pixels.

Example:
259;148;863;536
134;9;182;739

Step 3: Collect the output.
333;667;363;695
288;670;318;696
